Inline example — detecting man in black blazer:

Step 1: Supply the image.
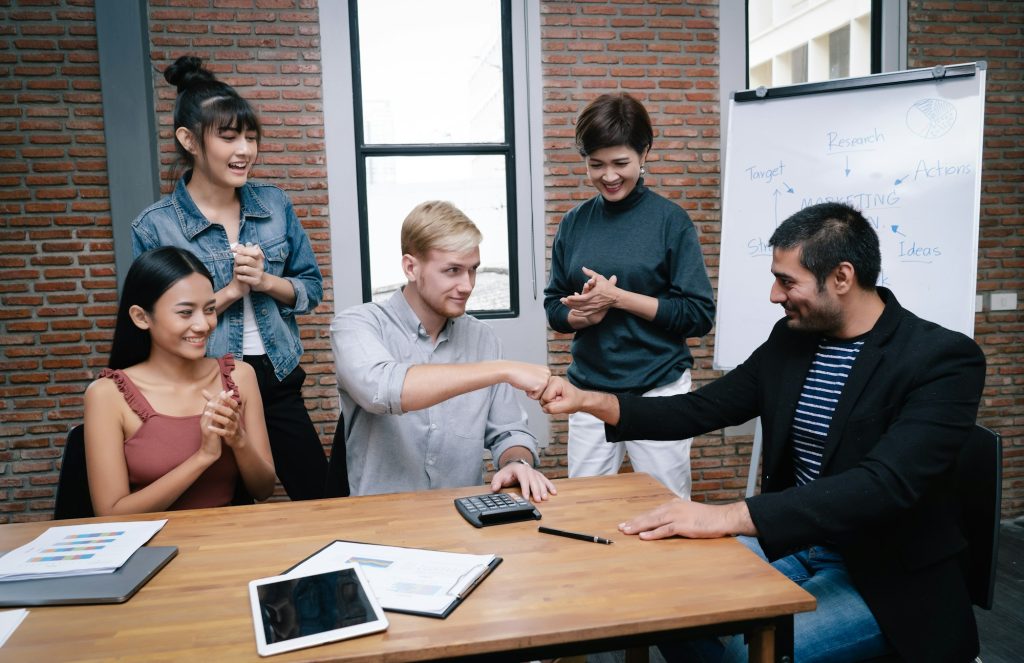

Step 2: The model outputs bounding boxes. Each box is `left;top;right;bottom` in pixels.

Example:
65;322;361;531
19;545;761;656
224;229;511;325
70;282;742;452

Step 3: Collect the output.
541;202;986;663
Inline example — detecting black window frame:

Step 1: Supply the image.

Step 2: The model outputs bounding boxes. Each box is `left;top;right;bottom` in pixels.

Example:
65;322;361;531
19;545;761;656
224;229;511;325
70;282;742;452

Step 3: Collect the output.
347;0;519;319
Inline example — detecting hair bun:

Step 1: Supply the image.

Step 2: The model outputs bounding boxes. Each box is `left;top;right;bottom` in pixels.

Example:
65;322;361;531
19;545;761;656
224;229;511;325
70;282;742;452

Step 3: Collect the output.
164;55;215;92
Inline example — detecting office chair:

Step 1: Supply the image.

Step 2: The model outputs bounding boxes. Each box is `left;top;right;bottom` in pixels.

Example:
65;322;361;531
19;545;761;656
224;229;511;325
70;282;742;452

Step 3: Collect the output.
53;424;95;520
324;412;350;498
860;423;1001;663
957;423;1002;611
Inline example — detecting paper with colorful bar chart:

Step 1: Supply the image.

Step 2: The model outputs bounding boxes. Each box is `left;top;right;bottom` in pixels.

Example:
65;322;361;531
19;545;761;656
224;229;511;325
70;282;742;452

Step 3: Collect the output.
0;520;166;582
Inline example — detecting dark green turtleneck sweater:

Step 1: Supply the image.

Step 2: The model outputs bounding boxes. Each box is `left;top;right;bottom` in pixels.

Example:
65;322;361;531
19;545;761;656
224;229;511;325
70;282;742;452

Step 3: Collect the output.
544;181;715;393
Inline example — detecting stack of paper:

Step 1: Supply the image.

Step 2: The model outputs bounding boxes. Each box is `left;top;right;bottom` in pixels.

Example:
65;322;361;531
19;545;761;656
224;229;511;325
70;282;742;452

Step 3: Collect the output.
0;520;166;582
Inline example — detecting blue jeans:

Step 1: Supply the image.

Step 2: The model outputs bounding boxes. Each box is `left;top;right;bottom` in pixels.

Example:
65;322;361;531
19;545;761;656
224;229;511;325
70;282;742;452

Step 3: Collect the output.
662;537;892;663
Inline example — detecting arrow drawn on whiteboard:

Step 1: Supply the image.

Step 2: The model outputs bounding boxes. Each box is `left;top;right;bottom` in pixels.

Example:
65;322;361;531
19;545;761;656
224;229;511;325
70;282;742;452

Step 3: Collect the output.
891;225;906;236
772;189;781;227
844;156;851;177
894;174;909;185
782;181;794;193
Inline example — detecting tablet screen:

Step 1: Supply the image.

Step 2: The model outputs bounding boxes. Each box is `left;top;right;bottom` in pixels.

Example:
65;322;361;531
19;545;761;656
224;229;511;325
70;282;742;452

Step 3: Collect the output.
250;565;387;656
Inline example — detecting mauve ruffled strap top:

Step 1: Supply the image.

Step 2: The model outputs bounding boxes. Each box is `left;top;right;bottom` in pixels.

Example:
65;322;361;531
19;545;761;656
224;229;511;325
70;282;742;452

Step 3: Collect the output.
98;356;241;510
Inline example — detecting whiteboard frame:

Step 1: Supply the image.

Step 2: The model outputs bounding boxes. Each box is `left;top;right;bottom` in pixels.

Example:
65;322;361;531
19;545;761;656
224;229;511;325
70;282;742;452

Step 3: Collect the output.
733;61;980;103
715;61;987;371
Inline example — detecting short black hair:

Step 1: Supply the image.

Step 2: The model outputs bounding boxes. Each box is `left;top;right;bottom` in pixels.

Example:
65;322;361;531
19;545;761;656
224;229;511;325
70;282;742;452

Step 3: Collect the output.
769;202;881;291
108;247;214;370
575;93;653;157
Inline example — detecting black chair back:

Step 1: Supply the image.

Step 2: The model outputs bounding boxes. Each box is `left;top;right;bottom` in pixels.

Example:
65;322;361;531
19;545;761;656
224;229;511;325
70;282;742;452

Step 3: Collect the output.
956;424;1001;610
231;478;255;506
53;424;95;520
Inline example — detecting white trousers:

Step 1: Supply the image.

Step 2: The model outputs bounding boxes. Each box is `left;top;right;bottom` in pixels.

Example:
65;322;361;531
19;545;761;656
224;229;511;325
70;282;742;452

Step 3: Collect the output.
568;369;693;498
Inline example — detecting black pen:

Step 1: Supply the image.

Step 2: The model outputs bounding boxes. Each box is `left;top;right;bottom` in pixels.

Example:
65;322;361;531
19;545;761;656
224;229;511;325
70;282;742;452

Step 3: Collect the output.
538;526;613;545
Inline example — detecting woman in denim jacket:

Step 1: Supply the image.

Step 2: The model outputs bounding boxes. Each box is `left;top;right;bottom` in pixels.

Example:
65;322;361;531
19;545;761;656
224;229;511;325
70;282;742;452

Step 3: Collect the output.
132;56;327;500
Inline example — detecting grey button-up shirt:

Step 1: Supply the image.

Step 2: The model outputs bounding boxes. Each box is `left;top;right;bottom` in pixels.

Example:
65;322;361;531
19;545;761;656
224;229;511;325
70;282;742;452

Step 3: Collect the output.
330;290;538;496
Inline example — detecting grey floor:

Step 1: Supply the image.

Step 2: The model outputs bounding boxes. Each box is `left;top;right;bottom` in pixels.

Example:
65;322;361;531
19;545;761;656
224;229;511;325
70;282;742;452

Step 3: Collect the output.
587;518;1024;663
975;518;1024;663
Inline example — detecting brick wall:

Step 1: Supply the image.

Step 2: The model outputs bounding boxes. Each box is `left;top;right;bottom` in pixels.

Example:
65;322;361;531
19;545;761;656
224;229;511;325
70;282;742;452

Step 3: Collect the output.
906;0;1024;517
0;0;111;522
0;0;1021;521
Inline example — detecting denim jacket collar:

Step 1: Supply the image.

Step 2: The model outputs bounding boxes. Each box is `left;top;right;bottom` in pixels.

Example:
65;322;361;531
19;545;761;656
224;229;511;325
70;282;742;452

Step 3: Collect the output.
171;171;272;241
132;172;324;380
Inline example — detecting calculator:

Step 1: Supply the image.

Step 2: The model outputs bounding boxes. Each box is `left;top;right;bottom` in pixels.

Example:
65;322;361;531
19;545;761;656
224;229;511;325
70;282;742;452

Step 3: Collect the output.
454;493;542;528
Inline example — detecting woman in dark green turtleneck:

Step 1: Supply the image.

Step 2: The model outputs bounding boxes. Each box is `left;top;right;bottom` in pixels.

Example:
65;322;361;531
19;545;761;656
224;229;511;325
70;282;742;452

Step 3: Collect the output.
543;93;715;498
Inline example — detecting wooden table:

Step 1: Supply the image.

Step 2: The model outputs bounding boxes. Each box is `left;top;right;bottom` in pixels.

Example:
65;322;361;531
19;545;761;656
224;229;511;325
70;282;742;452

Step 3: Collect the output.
0;473;814;662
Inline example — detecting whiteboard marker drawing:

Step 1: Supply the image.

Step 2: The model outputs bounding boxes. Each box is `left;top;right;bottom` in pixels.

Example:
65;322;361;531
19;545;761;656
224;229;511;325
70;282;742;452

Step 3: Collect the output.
906;99;956;139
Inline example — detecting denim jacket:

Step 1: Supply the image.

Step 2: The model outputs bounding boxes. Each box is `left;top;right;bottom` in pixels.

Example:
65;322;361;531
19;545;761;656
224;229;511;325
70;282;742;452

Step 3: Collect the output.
131;173;323;381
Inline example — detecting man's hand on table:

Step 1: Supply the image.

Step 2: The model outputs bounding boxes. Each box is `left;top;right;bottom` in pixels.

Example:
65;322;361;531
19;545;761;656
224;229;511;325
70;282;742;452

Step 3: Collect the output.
491;456;557;503
619;499;757;540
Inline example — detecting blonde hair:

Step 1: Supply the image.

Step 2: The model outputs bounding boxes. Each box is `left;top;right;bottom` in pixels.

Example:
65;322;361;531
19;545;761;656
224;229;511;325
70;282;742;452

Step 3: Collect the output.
400;201;483;257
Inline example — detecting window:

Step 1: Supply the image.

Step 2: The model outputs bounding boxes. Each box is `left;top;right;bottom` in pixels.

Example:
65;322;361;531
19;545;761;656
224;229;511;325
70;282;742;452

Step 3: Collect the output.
789;44;808;84
349;0;517;316
320;0;550;444
747;0;879;88
829;24;851;79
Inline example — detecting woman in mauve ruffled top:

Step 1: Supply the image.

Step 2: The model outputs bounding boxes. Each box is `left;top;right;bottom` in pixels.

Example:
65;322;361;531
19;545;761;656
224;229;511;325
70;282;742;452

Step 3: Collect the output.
83;247;276;515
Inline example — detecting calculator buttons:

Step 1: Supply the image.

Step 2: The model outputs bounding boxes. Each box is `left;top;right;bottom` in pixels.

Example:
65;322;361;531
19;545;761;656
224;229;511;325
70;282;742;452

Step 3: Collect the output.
454;493;542;528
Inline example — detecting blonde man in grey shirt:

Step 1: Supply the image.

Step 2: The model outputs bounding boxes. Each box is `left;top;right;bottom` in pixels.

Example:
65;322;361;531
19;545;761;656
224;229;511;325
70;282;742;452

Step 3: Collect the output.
330;201;557;500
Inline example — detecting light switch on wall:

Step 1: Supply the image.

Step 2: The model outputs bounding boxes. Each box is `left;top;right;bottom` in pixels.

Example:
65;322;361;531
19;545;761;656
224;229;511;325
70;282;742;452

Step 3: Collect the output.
990;292;1018;311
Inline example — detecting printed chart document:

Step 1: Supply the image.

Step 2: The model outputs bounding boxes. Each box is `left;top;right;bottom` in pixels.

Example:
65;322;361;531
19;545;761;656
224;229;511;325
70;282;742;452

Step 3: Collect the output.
0;520;166;582
286;541;500;618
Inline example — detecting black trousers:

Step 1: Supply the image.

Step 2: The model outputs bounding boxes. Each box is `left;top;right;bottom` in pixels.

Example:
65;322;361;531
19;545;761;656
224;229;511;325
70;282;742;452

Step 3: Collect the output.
244;355;327;501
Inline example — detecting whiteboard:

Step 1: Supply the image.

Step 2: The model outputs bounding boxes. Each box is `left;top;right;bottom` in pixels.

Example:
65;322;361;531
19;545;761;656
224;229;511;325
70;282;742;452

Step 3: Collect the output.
715;63;986;370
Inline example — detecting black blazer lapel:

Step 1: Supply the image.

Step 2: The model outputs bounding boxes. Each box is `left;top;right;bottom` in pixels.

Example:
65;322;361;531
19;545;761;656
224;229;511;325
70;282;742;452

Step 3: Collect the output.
820;288;903;471
763;336;816;481
821;344;882;470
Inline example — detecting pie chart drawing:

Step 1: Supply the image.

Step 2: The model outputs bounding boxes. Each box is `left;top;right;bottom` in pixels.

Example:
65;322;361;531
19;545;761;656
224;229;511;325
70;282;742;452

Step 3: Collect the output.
906;98;957;139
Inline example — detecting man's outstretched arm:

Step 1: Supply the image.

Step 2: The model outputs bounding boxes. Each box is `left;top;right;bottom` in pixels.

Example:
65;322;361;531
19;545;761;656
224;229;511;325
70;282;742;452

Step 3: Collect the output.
401;361;550;412
332;309;550;415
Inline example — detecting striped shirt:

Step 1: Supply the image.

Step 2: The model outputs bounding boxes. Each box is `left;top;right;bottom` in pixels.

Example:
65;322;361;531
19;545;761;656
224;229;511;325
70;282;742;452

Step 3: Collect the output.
791;337;864;485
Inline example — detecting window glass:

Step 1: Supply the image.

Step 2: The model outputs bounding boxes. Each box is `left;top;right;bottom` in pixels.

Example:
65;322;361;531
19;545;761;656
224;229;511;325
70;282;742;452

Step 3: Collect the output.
790;44;808;84
356;0;504;145
352;0;514;314
748;0;872;88
364;154;510;310
829;24;851;79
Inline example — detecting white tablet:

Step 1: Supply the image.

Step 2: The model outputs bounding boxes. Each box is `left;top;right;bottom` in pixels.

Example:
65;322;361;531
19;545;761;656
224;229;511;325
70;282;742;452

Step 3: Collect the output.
248;564;388;657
